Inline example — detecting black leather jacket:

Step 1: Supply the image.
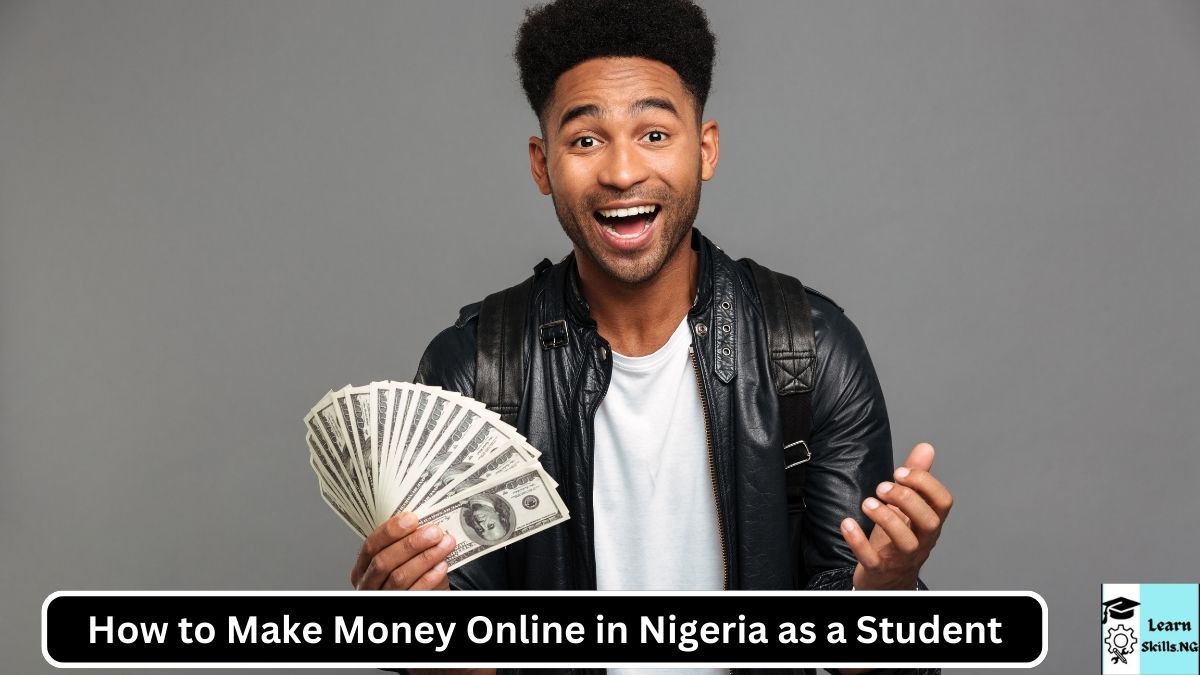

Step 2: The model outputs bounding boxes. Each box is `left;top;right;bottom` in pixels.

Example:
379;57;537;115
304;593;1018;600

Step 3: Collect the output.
414;230;897;593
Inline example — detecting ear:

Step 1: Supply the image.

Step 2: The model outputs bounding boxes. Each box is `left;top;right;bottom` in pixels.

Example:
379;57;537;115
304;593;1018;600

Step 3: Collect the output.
528;136;552;195
699;119;720;182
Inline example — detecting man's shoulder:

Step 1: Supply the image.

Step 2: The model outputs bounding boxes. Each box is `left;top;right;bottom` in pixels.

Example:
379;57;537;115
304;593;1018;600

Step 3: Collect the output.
728;254;888;445
415;257;559;390
729;254;874;391
803;285;853;351
452;300;484;330
412;300;482;394
728;254;849;342
802;285;843;315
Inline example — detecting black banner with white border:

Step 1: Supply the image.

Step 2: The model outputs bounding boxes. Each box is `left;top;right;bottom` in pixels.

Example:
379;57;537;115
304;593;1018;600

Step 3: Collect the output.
43;590;1047;669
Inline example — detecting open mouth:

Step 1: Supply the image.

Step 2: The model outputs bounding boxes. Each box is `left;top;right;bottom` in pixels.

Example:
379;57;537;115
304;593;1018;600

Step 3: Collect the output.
593;204;661;240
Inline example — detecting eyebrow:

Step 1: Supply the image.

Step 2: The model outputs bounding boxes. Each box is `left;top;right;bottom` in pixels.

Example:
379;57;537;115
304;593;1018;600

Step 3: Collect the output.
557;97;681;132
629;97;679;118
558;103;602;132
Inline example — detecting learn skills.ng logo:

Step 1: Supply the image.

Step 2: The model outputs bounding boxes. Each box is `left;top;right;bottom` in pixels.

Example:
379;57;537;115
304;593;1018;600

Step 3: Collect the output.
1102;584;1199;674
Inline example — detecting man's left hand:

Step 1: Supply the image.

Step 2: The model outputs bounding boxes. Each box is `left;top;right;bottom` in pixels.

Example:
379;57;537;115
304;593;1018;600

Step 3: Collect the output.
839;442;953;590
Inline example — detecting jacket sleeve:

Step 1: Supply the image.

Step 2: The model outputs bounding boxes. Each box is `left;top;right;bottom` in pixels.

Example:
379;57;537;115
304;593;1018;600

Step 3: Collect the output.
411;307;512;592
804;297;939;675
800;294;896;589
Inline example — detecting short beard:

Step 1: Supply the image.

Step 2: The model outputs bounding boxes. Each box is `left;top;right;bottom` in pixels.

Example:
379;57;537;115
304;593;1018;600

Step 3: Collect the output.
551;177;702;286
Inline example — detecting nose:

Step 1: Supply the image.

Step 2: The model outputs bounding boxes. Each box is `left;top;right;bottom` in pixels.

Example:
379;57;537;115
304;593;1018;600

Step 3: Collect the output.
595;138;650;192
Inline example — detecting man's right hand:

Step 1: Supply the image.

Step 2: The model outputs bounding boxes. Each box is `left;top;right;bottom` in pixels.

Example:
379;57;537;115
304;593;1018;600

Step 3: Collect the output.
351;511;456;590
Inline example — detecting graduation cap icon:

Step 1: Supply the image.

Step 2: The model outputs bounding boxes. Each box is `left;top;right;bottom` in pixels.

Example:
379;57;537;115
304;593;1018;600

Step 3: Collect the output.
1102;597;1140;624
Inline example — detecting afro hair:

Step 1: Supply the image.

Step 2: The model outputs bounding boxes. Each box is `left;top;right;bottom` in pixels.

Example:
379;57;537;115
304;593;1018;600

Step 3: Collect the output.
514;0;717;125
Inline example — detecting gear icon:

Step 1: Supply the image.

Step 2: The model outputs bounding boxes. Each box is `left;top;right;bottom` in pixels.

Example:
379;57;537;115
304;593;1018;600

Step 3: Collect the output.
1105;624;1138;664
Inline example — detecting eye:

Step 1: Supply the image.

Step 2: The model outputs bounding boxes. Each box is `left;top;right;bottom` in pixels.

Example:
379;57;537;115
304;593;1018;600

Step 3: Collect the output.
573;136;598;148
644;130;667;143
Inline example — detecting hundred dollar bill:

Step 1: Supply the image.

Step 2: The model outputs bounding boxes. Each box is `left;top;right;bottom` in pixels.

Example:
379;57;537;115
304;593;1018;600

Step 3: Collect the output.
306;381;569;543
371;383;393;510
397;392;466;498
308;393;373;523
332;388;376;518
388;385;434;496
307;432;371;531
417;440;539;513
416;465;569;571
314;460;369;538
380;383;412;501
400;408;525;514
345;385;378;514
305;415;362;519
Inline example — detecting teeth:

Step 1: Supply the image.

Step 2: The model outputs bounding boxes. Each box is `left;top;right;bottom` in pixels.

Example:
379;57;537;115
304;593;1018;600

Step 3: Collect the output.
602;221;653;238
598;204;658;218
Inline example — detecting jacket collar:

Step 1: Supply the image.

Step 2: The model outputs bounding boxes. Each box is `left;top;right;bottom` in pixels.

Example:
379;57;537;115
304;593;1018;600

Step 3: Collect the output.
563;228;717;325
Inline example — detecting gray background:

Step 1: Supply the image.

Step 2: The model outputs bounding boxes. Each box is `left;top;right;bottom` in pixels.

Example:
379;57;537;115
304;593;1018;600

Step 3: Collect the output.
2;0;1197;672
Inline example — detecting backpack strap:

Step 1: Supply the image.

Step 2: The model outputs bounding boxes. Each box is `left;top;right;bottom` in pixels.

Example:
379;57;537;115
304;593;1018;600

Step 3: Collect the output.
746;259;816;504
474;259;551;427
475;276;534;427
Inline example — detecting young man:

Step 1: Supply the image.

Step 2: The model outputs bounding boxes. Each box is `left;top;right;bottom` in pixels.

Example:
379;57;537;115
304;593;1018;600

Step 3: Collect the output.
352;1;952;669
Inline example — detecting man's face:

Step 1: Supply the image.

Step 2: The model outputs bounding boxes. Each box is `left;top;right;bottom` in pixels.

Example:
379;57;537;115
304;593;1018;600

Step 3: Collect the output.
529;57;719;285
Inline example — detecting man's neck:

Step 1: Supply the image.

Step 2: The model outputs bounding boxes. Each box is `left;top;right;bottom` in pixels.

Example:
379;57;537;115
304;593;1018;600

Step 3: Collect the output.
575;236;699;357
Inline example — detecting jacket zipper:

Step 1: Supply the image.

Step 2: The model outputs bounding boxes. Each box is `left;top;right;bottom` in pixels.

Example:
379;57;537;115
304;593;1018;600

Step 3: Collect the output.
583;334;613;590
689;343;729;591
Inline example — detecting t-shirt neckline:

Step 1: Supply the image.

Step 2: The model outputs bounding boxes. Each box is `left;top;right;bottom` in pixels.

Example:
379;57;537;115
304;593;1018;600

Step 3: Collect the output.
610;317;693;373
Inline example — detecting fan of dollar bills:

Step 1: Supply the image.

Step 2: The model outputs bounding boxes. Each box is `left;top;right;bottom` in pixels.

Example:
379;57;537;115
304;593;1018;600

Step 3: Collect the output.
304;381;569;570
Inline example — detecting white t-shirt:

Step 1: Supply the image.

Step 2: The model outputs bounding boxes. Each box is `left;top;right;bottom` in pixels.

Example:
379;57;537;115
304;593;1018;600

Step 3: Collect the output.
593;316;724;592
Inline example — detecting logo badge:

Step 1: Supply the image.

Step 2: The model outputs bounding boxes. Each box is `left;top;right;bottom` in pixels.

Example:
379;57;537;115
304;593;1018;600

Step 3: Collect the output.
1102;584;1199;674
